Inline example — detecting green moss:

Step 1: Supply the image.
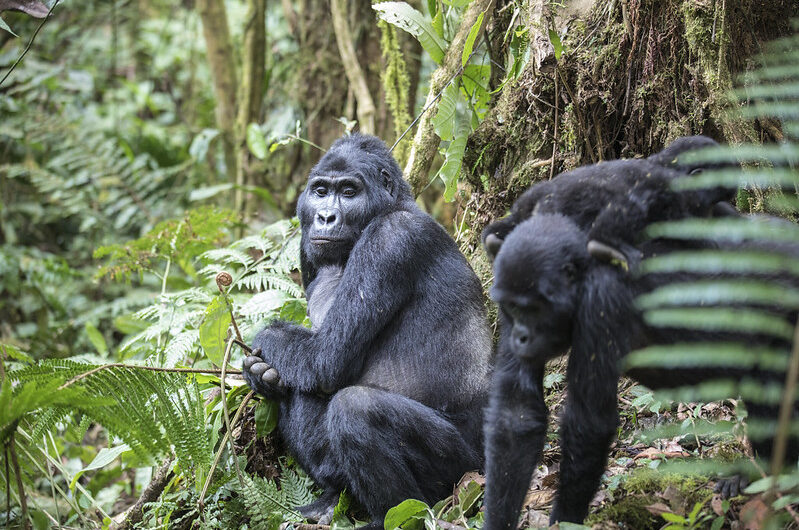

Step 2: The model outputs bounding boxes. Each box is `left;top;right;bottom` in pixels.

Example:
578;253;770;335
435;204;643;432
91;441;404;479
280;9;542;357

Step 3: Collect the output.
378;19;412;166
588;469;711;528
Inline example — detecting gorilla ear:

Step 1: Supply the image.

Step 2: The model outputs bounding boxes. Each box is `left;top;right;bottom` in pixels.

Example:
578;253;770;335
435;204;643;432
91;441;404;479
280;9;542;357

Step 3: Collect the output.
587;240;629;271
381;168;395;197
484;233;504;260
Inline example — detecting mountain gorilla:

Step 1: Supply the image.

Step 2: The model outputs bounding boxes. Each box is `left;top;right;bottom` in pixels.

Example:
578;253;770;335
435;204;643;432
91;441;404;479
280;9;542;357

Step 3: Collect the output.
242;134;492;527
483;213;799;528
481;135;738;263
479;138;798;528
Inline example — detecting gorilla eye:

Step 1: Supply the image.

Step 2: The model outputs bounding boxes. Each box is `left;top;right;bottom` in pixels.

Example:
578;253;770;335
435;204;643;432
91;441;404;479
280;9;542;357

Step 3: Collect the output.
342;187;358;198
313;185;328;197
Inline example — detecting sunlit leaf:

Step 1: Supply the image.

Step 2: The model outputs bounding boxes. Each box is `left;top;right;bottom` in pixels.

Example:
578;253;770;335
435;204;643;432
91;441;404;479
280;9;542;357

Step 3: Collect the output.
374;2;446;64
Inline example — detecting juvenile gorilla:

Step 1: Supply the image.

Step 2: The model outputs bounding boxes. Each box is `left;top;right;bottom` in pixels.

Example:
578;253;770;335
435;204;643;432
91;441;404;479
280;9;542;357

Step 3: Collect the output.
242;134;492;527
483;213;799;528
481;135;738;262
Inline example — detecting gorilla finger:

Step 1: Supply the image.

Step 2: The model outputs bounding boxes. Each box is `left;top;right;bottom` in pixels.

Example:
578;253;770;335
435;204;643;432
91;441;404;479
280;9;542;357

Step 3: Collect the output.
262;368;280;385
484;233;503;258
248;361;270;377
243;355;262;370
251;347;262;357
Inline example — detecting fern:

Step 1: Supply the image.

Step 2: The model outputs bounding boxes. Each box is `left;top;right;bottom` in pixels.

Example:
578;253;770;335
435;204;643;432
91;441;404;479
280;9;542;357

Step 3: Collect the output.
627;25;799;501
239;469;315;529
9;360;212;480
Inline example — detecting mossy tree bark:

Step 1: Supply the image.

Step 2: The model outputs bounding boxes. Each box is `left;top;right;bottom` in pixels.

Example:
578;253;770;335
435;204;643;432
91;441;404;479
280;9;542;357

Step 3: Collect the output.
236;0;267;218
197;0;238;187
458;0;796;260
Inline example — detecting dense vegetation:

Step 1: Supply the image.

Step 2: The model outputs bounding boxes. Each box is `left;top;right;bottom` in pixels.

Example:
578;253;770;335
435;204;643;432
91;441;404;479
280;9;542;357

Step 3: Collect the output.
1;1;798;529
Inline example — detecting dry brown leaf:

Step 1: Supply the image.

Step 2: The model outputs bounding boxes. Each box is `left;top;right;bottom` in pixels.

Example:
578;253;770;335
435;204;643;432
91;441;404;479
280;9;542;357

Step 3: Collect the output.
524;489;555;510
740;497;769;530
645;502;674;517
711;494;725;517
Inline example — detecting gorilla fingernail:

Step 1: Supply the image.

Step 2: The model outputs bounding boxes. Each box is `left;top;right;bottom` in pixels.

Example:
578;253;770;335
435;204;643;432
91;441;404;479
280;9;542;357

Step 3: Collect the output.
249;362;269;376
262;368;280;385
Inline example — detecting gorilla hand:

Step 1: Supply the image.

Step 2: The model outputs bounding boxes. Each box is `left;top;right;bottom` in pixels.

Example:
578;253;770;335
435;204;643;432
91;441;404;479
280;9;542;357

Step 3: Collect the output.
243;348;285;399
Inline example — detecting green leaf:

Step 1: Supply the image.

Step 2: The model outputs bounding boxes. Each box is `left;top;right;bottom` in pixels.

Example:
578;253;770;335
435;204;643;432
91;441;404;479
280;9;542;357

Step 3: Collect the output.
373;2;446;64
85;322;108;356
189;128;220;160
462;12;484;66
0;16;17;37
438;127;469;202
641;250;799;277
637;280;799;310
246;123;269;160
199;295;232;367
660;512;685;523
643;307;795;341
646;217;799;243
189;183;234;202
431;9;443;38
432;81;459;141
255;399;279;437
548;29;563;60
0;344;32;364
113;315;149;335
69;444;131;490
280;299;308;324
384;499;429;529
456;480;483;514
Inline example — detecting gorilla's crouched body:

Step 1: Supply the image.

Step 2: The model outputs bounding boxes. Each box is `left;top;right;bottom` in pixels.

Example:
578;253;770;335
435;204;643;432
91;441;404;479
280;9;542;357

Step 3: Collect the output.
242;134;492;527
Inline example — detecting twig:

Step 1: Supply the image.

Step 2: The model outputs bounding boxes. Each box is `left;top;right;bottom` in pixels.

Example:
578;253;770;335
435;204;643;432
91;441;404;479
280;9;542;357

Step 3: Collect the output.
749;456;799;525
8;432;29;530
769;321;799;493
58;364;241;391
112;457;174;530
4;444;10;529
0;0;60;88
549;67;559;180
199;390;255;509
220;336;244;485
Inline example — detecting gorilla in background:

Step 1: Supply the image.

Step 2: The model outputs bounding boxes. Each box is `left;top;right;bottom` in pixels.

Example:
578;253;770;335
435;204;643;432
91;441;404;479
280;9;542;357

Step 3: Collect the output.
242;134;492;528
481;135;739;263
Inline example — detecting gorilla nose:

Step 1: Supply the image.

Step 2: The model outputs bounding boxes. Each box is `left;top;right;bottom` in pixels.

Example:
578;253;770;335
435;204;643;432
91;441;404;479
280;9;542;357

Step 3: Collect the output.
316;209;339;228
511;323;530;352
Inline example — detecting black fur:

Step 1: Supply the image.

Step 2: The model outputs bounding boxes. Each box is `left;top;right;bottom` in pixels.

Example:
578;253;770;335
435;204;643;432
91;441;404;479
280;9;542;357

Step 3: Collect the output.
481;136;737;261
242;134;492;526
483;211;799;527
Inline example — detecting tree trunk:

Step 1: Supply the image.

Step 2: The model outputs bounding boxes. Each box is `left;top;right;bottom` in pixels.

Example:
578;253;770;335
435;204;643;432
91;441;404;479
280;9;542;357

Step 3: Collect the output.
331;0;375;134
236;0;267;218
197;0;238;185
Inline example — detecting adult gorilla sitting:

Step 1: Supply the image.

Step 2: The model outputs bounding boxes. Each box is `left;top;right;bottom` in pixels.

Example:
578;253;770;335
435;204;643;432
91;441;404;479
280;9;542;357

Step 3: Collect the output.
242;134;492;528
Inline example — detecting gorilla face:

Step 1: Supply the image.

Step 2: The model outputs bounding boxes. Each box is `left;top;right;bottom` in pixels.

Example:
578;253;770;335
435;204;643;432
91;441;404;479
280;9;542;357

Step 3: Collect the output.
490;215;588;362
301;173;371;263
297;135;411;267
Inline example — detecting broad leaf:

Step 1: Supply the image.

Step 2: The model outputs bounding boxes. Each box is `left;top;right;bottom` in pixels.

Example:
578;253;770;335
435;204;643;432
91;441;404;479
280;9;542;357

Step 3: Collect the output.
246;122;269;160
199;295;231;367
462;12;484;66
374;2;446;64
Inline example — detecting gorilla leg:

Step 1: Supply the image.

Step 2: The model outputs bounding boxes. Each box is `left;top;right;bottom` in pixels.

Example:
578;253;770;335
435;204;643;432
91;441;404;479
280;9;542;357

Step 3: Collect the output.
325;386;481;521
278;392;346;520
483;362;548;530
550;363;619;524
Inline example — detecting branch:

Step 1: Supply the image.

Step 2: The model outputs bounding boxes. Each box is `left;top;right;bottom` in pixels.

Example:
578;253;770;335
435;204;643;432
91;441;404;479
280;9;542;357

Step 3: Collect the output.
58;364;242;391
111;457;174;530
403;0;495;195
330;0;375;134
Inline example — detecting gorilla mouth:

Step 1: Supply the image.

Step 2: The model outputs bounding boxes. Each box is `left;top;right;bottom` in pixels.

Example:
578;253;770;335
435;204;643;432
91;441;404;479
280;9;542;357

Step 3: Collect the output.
310;237;346;244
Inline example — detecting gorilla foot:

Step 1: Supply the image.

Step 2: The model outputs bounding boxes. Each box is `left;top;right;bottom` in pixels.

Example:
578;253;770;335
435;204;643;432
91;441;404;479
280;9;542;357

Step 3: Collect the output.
298;490;340;524
714;475;749;498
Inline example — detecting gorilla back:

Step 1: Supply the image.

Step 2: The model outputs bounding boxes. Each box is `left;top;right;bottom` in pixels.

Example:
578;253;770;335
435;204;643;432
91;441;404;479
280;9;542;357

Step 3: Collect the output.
242;134;492;527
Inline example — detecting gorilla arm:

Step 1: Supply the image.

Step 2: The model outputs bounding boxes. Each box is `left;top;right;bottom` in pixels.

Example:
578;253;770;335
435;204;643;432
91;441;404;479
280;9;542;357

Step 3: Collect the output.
250;212;424;395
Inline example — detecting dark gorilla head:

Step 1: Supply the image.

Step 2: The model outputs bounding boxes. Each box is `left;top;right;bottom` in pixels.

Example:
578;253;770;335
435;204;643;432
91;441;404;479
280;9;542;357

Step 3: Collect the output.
297;134;413;267
490;214;589;362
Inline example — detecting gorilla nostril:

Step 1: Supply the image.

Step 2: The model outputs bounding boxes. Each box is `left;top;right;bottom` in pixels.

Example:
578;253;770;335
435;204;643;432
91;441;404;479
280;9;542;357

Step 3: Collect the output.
518;334;528;344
